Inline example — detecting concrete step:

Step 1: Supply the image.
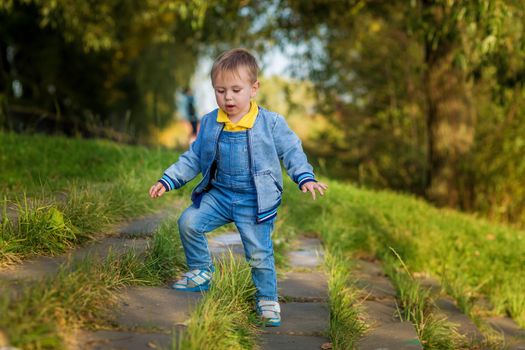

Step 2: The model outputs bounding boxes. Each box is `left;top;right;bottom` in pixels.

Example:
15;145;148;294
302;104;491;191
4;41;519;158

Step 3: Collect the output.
74;329;178;350
435;296;485;344
357;300;422;350
354;259;423;350
115;286;202;330
418;275;488;347
279;271;328;302
0;237;149;281
259;333;330;350
261;302;330;336
118;209;173;238
487;317;525;350
354;259;397;301
287;237;324;269
358;321;423;350
208;231;245;259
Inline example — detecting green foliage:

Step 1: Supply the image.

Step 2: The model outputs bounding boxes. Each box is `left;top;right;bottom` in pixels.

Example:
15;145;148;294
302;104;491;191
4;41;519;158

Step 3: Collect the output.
132;215;187;285
1;197;82;258
467;80;525;225
0;1;208;139
0;0;278;140
1;0;210;52
0;131;192;265
279;176;525;331
178;255;257;350
258;0;525;226
384;252;462;349
0;257;123;349
0;213;187;349
326;251;365;349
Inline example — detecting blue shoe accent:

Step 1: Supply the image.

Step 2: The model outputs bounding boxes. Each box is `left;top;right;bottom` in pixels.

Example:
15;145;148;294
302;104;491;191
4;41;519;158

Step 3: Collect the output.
172;269;212;292
263;319;281;327
174;280;210;292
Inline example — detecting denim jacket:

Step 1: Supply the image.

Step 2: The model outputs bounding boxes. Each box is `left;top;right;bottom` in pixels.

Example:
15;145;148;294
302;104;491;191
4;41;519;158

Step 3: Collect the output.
159;106;317;223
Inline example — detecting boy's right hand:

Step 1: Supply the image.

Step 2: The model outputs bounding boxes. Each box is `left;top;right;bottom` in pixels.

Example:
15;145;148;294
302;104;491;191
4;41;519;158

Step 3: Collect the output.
149;182;166;198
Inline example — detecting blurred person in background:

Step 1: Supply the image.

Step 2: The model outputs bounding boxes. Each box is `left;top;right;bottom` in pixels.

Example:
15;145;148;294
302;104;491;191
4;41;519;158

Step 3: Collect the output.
177;87;199;143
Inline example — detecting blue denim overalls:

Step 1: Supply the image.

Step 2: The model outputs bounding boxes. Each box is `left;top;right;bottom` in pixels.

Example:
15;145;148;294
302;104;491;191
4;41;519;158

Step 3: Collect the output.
177;130;278;301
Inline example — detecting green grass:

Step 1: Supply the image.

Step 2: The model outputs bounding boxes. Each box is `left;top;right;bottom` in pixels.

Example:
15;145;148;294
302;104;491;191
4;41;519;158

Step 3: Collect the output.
279;177;525;333
177;254;257;350
1;195;87;258
383;251;461;349
0;256;128;349
326;250;366;349
131;215;188;285
0;132;171;193
0;131;194;265
2;131;525;347
0;214;187;349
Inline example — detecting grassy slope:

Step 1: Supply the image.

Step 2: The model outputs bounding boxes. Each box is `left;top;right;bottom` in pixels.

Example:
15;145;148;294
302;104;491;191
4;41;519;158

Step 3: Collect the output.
0;214;189;349
0;133;259;349
1;132;524;342
0;132;193;264
0;132;177;193
279;179;525;329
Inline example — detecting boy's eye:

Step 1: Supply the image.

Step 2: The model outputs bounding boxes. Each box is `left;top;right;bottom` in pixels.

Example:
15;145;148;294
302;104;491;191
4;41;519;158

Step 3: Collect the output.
233;89;241;93
216;89;225;94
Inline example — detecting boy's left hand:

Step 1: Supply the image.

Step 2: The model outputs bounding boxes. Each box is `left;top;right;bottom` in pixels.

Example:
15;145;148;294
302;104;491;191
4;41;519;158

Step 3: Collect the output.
301;181;328;200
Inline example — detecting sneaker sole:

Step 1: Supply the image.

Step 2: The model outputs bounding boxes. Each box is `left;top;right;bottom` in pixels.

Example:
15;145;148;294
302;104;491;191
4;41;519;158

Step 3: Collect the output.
172;284;210;292
263;320;281;327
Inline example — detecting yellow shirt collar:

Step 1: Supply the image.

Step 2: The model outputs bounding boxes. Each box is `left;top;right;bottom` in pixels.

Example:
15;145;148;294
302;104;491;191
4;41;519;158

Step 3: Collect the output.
217;101;258;131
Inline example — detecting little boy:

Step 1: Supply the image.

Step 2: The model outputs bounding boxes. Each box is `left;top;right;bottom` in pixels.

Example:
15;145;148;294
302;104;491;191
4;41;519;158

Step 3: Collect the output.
149;48;327;326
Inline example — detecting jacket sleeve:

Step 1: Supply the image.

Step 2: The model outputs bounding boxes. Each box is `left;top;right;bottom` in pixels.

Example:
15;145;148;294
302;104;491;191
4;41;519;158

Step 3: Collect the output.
158;121;204;191
272;115;317;189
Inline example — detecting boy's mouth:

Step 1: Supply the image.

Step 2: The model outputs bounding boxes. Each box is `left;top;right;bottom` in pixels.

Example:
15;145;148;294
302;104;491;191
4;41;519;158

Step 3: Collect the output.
226;104;235;109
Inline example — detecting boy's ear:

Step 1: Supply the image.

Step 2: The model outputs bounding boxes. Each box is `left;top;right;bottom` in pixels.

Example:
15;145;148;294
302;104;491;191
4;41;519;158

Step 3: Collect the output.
251;80;260;97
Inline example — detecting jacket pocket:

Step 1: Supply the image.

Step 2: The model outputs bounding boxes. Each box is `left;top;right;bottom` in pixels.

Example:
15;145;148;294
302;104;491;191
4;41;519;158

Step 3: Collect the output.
268;172;283;192
253;170;282;212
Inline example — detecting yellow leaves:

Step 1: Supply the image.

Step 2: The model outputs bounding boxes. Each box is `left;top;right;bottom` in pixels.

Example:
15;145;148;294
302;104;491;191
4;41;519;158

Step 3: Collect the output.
481;34;497;54
0;0;13;11
369;20;382;33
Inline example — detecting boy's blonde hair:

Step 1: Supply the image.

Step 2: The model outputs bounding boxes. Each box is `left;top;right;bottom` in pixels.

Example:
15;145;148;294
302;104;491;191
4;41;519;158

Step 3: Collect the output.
211;48;259;85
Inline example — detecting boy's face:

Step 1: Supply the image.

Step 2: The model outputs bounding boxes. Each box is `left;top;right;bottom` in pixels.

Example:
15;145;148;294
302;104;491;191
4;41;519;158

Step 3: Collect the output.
213;67;259;120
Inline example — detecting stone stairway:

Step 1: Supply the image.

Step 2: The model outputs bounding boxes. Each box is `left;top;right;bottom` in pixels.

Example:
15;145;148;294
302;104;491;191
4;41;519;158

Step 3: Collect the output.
353;259;423;350
2;214;328;350
0;210;180;350
0;209;171;282
419;275;525;350
75;286;198;349
73;211;194;350
208;233;331;349
3;209;525;350
260;237;330;350
487;317;525;350
71;230;330;350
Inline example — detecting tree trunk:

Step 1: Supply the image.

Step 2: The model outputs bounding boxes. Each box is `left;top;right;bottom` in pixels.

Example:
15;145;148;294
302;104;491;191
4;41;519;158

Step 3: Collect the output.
424;45;475;207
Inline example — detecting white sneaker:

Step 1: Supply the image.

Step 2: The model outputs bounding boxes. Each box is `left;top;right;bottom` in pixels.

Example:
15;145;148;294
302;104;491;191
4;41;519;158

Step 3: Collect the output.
256;300;281;327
